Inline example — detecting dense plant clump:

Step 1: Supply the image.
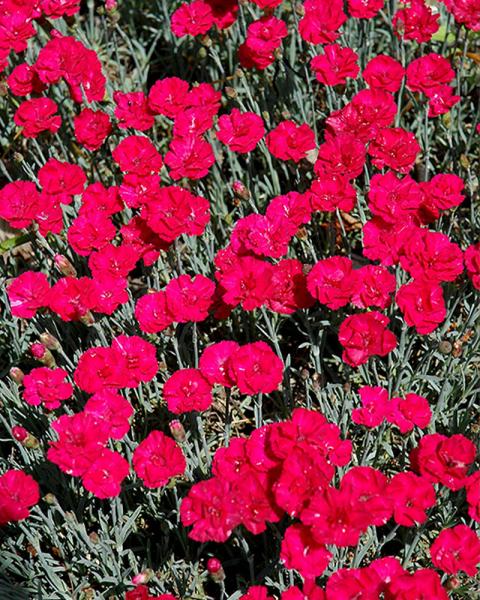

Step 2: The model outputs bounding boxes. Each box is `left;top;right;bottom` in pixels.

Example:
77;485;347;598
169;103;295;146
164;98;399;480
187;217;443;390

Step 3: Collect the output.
0;0;479;598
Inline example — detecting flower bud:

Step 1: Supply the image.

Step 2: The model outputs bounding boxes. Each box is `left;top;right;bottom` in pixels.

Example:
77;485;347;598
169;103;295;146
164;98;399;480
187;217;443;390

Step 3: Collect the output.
232;180;250;201
446;576;460;590
39;332;61;351
10;367;25;385
169;420;186;443
132;569;154;585
207;558;225;583
30;343;56;368
12;425;28;442
80;311;95;327
54;254;77;277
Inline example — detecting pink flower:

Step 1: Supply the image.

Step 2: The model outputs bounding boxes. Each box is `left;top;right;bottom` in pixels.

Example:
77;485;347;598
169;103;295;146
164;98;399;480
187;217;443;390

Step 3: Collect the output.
430;525;480;576
148;77;190;118
352;386;389;428
171;1;214;37
465;243;480;289
299;0;346;44
84;391;133;439
22;367;73;410
266;121;316;163
0;470;40;525
113;91;155;131
387;393;431;433
217;109;265;153
199;341;239;386
74;108;112;151
7;271;50;319
338;311;397;367
307;256;357;310
133;431;186;488
165;274;215;322
410;433;476;491
82;449;130;499
163;368;213;414
48;412;110;477
363;55;405;92
14;97;61;138
0;181;41;229
310;44;359;86
227;341;283;395
388;472;436;526
281;524;332;579
164;134;215;180
180;478;240;541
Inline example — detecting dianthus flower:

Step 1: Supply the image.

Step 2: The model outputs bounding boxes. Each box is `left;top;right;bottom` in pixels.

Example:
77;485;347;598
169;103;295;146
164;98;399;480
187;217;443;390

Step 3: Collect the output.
400;229;464;283
431;525;480;576
74;108;112;151
310;44;359;86
368;127;420;173
396;281;446;334
82;449;130;499
307;256;357;310
180;477;240;542
164;134;215;180
14;97;61;138
0;470;40;525
281;524;332;579
388;471;436;526
113;91;155;131
266;121;316;163
198;341;239;386
22;367;73;410
309;176;357;212
406;54;455;96
352;386;389;428
410;433;476;490
84;391;133;440
465;243;480;289
387;393;431;433
148;77;190;118
227;341;283;395
315;133;366;179
170;1;214;37
133;431;186;488
338;312;397;367
363;55;405;92
165;274;215;322
393;0;440;42
299;0;347;44
47;412;110;476
0;181;40;229
7;271;50;319
217;109;265;153
163;368;213;414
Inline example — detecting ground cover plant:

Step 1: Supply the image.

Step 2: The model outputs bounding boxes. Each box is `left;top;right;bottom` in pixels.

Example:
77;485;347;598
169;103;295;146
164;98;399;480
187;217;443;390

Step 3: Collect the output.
0;0;479;598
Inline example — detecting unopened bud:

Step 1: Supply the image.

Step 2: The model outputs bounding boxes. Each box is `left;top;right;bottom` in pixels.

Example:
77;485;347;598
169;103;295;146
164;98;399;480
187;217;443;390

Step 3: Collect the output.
446;576;460;590
10;367;25;385
232;180;250;201
39;332;61;351
169;420;186;443
54;254;77;277
207;558;225;583
132;570;154;585
12;425;28;442
225;86;237;99
44;493;57;505
80;311;95;327
30;343;56;367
